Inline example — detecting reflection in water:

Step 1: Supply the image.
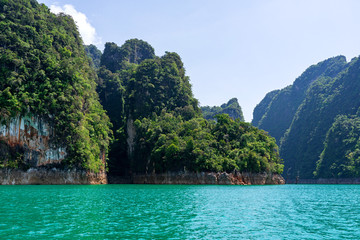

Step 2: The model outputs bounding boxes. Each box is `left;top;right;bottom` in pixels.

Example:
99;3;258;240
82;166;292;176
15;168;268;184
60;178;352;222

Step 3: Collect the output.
0;184;360;239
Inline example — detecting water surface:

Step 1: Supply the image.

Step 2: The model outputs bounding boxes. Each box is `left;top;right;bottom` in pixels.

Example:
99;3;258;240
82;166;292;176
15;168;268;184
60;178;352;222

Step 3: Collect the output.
1;184;359;239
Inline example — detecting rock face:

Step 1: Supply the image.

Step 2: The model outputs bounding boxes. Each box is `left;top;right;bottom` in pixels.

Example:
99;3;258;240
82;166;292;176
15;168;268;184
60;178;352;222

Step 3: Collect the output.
0;115;66;167
0;168;107;185
0;169;284;185
131;172;285;185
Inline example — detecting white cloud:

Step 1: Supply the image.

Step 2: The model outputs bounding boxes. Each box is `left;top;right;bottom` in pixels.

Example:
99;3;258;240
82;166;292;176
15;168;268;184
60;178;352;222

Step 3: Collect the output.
50;4;102;47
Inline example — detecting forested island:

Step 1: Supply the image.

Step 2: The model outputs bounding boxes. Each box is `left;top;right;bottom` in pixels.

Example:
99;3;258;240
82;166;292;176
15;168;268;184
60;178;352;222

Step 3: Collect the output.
253;55;360;183
0;0;284;185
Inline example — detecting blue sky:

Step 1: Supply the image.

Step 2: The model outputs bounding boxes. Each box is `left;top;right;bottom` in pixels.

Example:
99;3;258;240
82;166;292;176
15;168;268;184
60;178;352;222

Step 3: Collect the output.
38;0;360;121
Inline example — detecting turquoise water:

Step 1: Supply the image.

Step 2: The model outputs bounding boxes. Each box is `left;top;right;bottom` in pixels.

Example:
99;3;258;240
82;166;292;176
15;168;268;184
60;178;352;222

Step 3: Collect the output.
0;184;360;239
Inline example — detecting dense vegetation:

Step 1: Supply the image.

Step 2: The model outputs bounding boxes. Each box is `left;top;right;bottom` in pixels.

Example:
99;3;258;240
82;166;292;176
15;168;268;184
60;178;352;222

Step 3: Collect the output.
253;55;360;179
84;44;101;69
251;90;279;127
93;40;283;176
315;115;360;178
201;98;244;121
0;0;111;171
1;0;283;176
132;113;283;174
253;56;347;143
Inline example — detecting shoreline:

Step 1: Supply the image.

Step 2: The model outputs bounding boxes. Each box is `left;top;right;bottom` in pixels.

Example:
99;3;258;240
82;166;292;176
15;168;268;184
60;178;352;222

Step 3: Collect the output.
2;168;360;185
286;178;360;184
0;168;107;185
108;171;285;185
0;168;284;185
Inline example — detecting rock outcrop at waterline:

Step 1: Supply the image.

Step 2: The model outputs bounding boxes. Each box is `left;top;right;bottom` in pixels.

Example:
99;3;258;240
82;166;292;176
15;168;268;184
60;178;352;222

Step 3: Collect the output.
0;168;107;185
130;172;285;185
0;169;284;185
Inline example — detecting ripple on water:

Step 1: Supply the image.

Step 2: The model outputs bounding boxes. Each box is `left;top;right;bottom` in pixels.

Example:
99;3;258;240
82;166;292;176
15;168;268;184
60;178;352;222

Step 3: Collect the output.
0;184;360;239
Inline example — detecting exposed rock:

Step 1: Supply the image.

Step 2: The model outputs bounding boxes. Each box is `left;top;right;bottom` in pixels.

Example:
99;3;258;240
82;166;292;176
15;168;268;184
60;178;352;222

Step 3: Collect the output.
126;118;136;159
0;115;66;167
0;168;107;185
130;171;285;185
0;169;285;185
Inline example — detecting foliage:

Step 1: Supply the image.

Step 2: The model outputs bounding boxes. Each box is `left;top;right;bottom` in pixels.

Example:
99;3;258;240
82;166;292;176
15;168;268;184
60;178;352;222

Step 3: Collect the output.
254;54;360;179
84;44;101;69
2;1;284;176
0;0;111;172
252;56;347;144
201;98;244;121
280;56;360;179
132;112;283;174
97;39;282;175
315;115;360;178
252;90;279;127
100;39;155;73
126;52;200;120
97;41;202;174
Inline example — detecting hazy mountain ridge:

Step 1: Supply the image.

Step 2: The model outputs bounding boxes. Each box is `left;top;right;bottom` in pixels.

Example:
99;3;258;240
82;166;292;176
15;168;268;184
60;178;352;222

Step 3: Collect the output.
253;55;360;179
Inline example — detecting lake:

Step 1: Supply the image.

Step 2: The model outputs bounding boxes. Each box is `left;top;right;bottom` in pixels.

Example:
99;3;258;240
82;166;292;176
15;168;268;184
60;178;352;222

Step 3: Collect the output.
0;184;359;239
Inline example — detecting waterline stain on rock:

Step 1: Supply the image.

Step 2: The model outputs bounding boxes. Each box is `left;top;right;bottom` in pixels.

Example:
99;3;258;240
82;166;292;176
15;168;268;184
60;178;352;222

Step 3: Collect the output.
0;168;107;185
129;171;285;185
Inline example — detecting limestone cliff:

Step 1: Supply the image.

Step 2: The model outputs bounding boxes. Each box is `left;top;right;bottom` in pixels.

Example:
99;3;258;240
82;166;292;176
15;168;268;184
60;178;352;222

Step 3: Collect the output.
0;0;110;173
0;115;66;167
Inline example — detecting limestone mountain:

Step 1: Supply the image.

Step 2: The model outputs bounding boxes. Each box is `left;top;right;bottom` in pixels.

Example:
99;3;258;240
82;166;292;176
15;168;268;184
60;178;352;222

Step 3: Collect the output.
253;55;360;179
0;0;284;177
97;40;283;177
253;56;347;144
0;0;110;172
201;98;245;122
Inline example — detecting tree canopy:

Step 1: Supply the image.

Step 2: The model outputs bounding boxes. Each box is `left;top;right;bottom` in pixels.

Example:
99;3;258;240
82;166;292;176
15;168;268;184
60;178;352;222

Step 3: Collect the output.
0;0;111;172
95;40;283;176
201;98;244;121
1;1;284;176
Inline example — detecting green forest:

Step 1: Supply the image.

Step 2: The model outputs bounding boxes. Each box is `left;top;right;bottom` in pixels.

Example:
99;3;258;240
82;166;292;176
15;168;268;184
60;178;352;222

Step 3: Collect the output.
201;98;244;121
95;39;283;176
0;0;283;176
0;0;110;172
253;55;360;179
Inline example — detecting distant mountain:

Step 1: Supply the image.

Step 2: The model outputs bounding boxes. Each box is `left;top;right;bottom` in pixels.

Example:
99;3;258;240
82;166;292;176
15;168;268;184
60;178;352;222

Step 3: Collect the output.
253;55;360;179
252;90;279;127
253;56;347;144
201;98;244;121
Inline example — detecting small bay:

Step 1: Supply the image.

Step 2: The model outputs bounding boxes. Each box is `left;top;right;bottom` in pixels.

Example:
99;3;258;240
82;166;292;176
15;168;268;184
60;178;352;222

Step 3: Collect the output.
1;184;360;239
